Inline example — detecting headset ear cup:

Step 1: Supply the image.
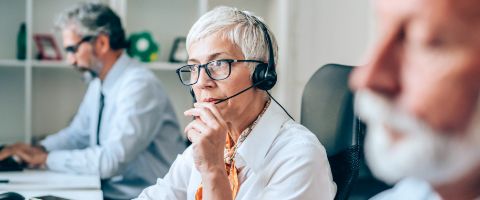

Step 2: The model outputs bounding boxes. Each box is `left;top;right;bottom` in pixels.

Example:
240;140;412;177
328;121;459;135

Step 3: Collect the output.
252;63;277;90
252;63;266;86
264;67;277;90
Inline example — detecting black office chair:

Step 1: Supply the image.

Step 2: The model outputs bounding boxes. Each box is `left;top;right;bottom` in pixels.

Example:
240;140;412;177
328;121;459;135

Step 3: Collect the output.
301;63;391;200
301;64;361;200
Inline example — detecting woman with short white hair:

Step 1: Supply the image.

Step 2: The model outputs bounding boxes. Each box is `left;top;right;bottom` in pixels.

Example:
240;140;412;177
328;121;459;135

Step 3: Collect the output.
136;6;336;200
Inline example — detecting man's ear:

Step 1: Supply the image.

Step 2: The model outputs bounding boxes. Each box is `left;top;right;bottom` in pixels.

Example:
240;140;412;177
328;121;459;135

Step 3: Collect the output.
95;34;111;55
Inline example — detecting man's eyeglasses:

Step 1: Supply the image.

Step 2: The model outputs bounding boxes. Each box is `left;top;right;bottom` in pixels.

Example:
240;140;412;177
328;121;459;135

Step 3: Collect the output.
64;35;96;54
176;59;264;86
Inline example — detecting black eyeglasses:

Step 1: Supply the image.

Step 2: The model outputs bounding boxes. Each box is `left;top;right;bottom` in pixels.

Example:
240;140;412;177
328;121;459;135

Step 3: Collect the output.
176;59;264;86
64;35;96;54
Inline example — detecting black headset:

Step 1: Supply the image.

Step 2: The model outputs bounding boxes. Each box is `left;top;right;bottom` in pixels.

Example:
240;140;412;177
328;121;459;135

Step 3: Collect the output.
249;16;293;120
250;17;277;91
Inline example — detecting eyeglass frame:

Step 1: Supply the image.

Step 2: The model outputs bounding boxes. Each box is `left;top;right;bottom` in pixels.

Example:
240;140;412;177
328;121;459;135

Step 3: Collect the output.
64;35;96;54
176;59;265;86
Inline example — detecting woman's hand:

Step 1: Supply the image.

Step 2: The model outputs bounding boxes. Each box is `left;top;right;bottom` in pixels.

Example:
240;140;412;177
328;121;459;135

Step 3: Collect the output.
184;102;233;200
184;102;229;175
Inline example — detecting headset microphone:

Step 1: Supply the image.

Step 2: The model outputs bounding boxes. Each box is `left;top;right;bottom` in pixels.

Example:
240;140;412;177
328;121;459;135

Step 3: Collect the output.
188;79;263;104
213;79;294;120
214;80;264;104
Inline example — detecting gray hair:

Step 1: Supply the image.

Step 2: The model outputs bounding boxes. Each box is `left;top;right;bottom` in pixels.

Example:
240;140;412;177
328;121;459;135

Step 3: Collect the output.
186;6;278;72
55;2;126;50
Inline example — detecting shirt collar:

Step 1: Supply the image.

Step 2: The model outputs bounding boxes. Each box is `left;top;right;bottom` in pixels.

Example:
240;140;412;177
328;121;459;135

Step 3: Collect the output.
101;52;130;95
236;101;291;173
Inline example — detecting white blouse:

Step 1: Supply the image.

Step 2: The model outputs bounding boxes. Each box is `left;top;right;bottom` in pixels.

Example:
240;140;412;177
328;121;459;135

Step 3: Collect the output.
136;102;337;200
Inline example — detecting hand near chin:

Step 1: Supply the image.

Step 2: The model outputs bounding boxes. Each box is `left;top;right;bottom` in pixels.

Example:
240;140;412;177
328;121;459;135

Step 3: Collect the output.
184;102;229;175
0;142;48;168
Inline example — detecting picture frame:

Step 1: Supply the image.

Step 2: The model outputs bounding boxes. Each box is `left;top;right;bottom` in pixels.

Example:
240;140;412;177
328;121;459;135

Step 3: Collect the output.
33;34;62;60
169;37;188;63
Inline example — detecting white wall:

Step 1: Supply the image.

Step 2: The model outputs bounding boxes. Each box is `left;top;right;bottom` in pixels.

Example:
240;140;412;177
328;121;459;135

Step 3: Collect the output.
32;68;85;137
125;0;198;62
269;0;374;120
0;0;26;144
0;68;25;143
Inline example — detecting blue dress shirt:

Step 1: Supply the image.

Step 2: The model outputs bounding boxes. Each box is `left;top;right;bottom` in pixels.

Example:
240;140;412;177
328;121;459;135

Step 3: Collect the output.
40;53;186;199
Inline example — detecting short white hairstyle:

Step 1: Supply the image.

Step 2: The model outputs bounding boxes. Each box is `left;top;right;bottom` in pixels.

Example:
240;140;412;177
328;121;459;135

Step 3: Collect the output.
186;6;278;72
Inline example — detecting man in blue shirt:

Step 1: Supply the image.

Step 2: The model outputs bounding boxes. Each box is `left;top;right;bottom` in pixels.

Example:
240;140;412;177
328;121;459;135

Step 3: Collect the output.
0;3;185;199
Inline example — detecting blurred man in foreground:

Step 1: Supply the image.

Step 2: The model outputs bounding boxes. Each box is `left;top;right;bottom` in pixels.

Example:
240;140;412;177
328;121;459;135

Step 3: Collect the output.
350;0;480;199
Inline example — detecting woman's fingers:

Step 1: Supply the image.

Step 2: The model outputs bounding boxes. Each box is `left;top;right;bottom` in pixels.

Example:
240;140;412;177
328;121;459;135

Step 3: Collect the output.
186;128;201;143
194;103;228;127
183;102;228;148
184;107;222;130
184;119;209;135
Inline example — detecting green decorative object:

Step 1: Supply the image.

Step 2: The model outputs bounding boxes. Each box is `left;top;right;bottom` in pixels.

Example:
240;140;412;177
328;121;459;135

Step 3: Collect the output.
16;22;27;60
127;31;159;62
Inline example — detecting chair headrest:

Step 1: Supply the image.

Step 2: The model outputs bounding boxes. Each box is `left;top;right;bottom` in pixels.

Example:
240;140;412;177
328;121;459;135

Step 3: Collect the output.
301;63;360;156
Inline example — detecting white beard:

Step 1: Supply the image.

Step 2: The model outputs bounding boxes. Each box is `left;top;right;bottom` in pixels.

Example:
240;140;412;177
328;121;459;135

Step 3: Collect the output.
355;90;480;185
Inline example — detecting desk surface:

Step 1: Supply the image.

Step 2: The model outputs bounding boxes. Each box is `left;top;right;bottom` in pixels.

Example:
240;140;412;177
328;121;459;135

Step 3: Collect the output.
0;169;100;190
0;169;102;199
0;190;103;200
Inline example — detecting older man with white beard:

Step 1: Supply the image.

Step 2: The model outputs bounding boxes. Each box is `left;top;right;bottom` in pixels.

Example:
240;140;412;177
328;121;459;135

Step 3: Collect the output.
349;0;480;199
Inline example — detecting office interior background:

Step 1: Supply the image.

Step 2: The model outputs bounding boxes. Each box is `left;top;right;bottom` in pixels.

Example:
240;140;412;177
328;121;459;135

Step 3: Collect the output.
0;0;374;144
